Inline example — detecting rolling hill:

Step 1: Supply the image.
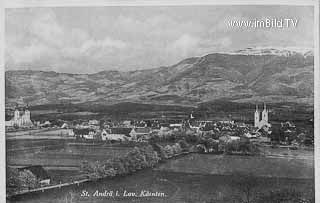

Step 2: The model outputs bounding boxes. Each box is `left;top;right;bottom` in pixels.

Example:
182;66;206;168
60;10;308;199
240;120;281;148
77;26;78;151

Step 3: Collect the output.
5;47;314;108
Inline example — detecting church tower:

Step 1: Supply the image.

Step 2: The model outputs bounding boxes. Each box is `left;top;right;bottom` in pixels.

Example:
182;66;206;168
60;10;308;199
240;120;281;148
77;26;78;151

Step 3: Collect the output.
254;104;260;128
25;109;31;121
262;103;268;123
24;104;31;122
14;108;20;121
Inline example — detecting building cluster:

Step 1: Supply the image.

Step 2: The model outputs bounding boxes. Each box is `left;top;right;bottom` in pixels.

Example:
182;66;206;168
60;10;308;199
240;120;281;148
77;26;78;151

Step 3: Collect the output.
5;106;33;129
7;103;297;146
71;119;186;142
193;119;271;143
254;103;270;129
68;104;272;143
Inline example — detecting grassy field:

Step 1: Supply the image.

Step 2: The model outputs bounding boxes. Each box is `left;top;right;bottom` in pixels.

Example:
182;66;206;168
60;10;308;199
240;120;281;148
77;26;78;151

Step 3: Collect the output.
259;146;314;159
7;139;133;170
7;138;314;202
156;154;314;179
9;169;314;203
7;150;314;202
6;129;74;140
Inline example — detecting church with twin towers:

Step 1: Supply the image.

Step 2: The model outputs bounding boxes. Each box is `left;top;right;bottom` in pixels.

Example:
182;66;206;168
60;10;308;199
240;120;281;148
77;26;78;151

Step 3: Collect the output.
254;103;270;129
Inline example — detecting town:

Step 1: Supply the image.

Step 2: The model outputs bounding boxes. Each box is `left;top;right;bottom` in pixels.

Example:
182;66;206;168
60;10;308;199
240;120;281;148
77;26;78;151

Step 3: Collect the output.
5;103;314;147
6;102;314;198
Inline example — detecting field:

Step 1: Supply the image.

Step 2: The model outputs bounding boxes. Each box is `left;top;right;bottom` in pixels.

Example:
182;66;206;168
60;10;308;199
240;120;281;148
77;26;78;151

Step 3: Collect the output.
259;145;314;159
10;168;314;203
7;134;314;202
6;129;74;140
11;100;312;122
156;153;314;179
7;139;134;183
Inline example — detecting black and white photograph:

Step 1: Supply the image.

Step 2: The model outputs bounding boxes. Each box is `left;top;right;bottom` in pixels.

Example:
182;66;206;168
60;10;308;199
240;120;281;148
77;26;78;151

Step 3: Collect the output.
3;1;319;202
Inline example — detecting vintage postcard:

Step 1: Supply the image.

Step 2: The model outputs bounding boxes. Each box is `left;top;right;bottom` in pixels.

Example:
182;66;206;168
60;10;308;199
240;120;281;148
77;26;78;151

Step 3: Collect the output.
2;0;319;202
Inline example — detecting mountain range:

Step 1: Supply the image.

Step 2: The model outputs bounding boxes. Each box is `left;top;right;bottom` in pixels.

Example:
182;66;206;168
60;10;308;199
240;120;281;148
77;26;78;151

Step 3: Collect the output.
5;47;314;108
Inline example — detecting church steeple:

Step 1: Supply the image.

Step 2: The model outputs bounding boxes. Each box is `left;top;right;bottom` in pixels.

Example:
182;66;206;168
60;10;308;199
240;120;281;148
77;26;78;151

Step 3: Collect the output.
255;102;270;129
262;103;268;122
254;104;260;128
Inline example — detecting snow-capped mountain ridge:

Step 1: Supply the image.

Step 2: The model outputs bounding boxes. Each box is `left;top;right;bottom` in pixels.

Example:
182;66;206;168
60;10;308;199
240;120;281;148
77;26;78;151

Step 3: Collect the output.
5;47;314;107
220;46;313;56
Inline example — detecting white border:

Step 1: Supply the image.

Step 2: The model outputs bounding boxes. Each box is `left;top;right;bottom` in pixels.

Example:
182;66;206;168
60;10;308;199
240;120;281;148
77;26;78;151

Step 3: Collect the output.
314;1;319;203
3;0;319;8
0;0;4;202
1;1;319;203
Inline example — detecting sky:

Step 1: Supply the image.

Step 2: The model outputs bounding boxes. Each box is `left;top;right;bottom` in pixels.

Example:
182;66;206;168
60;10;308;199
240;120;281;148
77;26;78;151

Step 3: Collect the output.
5;5;314;73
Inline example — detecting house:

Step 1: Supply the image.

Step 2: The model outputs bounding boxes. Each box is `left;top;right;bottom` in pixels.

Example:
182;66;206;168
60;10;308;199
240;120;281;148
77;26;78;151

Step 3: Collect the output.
41;121;52;128
257;136;271;144
219;135;231;143
281;121;296;128
89;120;99;126
219;120;235;125
187;121;200;132
19;165;50;186
230;136;241;141
135;120;147;128
219;135;240;143
61;123;69;129
68;129;75;136
101;128;132;141
159;123;170;128
244;132;256;138
169;123;183;130
130;128;151;142
123;120;132;127
74;128;97;140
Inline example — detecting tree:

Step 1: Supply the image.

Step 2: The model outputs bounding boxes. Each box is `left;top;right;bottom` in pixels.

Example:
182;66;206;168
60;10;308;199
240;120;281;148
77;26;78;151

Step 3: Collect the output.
112;157;128;175
7;168;39;191
77;145;161;180
178;139;189;150
162;145;174;158
225;141;240;154
172;143;182;154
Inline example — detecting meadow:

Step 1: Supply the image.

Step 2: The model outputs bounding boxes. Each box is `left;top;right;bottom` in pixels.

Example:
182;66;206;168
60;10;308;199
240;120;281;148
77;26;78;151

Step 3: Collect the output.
9;169;314;203
7;135;314;202
7;139;133;173
156;153;314;179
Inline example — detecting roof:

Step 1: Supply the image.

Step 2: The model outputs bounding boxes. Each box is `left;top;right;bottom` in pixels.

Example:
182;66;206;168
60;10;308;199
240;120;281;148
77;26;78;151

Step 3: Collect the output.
109;128;132;136
74;128;95;135
133;128;151;134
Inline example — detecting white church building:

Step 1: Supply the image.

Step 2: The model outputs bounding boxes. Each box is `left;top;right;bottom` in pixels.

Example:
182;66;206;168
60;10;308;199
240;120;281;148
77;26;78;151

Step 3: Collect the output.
254;103;271;129
5;107;33;128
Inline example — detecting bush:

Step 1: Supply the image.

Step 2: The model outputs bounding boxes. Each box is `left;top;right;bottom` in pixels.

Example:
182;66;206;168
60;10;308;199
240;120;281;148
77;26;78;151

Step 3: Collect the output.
185;134;200;144
225;140;259;155
162;145;174;158
83;145;160;178
178;139;189;149
172;143;182;154
7;167;39;192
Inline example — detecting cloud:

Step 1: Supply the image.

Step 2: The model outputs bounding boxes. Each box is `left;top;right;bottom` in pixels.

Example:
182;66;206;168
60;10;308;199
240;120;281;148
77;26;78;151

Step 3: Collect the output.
6;9;129;72
5;6;314;73
80;38;127;55
166;34;201;59
29;11;65;48
6;43;52;64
